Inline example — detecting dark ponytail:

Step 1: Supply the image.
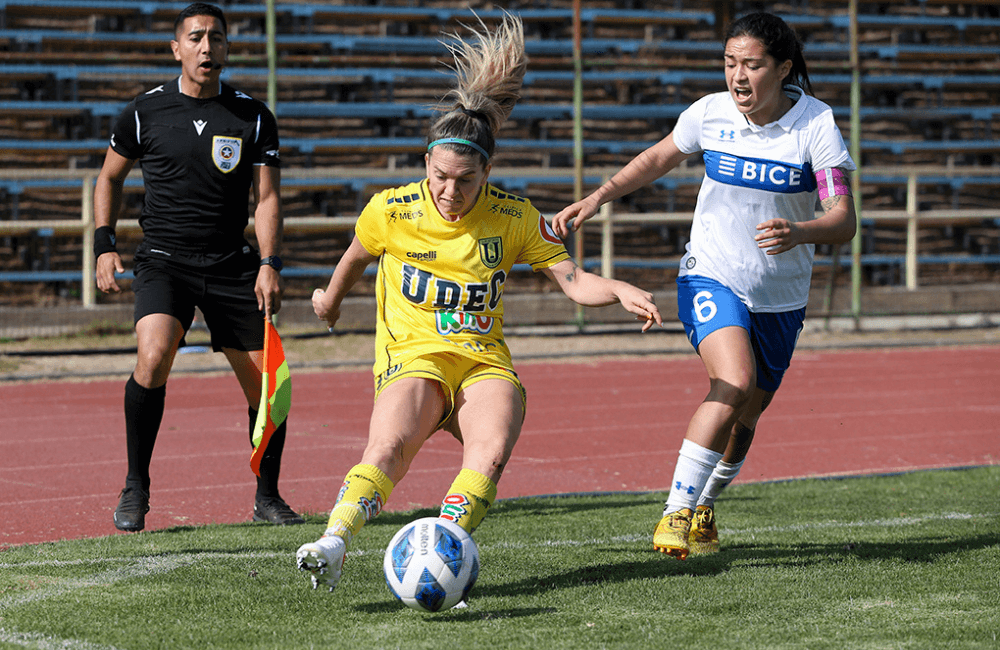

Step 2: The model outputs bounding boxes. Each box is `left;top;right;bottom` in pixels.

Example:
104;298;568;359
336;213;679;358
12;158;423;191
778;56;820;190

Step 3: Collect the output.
724;12;812;95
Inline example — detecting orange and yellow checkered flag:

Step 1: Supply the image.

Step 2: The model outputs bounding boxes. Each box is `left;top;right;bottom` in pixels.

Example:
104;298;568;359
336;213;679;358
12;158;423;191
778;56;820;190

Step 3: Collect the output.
251;319;291;476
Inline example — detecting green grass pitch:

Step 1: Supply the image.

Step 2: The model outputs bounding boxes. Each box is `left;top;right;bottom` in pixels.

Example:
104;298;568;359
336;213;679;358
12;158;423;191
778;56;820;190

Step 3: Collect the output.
1;466;998;650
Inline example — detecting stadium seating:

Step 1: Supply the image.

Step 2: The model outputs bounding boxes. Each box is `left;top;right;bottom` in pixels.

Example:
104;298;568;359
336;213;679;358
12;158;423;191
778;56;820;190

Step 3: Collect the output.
2;0;999;295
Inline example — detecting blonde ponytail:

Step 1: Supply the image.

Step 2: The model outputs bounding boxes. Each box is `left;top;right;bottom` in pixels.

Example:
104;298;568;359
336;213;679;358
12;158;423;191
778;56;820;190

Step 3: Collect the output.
427;12;528;163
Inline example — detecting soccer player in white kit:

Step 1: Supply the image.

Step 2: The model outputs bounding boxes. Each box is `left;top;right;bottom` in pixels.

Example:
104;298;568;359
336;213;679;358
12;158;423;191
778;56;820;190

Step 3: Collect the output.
553;12;857;558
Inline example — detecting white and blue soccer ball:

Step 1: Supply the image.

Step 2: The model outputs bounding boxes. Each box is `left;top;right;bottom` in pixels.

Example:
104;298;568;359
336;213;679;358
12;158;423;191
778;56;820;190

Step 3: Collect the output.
383;517;479;612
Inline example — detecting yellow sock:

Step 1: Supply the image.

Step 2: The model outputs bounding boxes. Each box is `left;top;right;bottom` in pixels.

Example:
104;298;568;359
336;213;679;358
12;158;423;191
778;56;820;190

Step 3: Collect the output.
439;468;496;534
326;464;394;545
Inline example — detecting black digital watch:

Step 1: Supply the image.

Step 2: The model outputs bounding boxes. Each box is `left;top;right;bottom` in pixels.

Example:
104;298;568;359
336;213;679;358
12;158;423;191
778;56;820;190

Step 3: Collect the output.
260;256;283;271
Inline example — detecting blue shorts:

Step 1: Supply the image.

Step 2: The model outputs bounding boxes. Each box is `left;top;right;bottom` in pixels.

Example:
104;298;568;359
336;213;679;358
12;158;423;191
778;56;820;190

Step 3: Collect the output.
676;275;805;392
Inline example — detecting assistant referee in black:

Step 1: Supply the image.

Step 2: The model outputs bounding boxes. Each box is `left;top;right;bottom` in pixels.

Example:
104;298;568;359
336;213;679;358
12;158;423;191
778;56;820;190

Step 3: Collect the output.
94;2;303;531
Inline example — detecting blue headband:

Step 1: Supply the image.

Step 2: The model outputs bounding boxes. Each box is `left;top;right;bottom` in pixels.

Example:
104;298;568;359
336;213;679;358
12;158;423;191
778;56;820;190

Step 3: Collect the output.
427;138;490;161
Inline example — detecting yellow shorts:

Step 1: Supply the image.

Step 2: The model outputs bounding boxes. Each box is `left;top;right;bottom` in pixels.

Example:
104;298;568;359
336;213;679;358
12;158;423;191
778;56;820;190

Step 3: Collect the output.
374;352;526;429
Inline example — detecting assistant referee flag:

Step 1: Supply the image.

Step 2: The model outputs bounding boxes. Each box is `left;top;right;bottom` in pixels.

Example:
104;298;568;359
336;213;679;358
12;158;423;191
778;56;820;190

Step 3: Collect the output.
251;319;291;476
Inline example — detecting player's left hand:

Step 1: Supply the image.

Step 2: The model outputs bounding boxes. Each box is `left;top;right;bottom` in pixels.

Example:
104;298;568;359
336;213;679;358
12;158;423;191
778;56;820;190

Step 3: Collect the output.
755;218;802;255
256;265;282;321
615;285;662;332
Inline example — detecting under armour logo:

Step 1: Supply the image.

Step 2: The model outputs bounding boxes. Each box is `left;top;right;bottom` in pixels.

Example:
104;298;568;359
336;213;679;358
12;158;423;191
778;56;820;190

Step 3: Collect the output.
675;481;697;495
110;133;116;147
193;120;208;135
720;130;736;140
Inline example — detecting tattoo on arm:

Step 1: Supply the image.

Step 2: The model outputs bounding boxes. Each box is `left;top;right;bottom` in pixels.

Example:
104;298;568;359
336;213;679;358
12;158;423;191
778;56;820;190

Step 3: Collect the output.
820;194;843;213
564;263;578;284
816;167;851;215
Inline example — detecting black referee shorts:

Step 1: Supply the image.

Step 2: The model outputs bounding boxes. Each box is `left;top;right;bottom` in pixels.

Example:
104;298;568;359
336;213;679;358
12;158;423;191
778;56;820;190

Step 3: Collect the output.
132;241;265;352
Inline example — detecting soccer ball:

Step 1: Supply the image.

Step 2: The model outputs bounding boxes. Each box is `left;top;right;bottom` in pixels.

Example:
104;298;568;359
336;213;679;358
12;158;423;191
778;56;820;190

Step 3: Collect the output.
383;517;479;612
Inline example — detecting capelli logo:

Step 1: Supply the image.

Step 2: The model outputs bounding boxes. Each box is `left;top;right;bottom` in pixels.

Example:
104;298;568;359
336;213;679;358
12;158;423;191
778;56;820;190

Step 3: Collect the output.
406;251;437;262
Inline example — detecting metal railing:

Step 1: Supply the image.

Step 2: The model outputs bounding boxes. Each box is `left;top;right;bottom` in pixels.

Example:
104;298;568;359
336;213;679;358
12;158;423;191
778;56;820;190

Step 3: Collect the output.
2;166;999;308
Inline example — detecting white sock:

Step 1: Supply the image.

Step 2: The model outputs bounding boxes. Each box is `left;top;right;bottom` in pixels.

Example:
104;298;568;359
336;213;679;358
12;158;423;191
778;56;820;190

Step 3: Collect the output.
697;459;744;508
664;439;723;515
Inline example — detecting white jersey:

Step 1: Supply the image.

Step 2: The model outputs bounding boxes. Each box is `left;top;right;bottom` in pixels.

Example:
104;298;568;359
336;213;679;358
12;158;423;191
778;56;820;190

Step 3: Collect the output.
673;86;854;312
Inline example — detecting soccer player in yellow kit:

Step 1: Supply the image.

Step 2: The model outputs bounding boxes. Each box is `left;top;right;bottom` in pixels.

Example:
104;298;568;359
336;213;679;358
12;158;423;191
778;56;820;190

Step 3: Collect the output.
296;12;662;593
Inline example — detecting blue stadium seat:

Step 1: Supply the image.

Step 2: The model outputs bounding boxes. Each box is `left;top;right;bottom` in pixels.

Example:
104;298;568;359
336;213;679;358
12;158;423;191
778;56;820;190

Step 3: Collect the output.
860;140;1000;156
0;138;107;151
0;99;123;116
5;136;998;158
828;13;1000;35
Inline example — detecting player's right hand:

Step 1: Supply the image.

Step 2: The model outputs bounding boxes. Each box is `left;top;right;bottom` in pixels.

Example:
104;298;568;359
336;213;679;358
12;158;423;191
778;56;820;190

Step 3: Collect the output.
312;288;341;331
95;252;124;294
552;200;599;239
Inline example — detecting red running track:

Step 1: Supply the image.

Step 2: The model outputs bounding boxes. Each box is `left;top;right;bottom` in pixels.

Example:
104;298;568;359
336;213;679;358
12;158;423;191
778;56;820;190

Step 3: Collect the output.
2;345;997;549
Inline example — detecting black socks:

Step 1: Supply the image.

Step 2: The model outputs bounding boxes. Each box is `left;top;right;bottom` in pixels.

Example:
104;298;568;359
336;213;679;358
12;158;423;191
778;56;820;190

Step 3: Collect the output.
123;374;166;492
248;406;287;499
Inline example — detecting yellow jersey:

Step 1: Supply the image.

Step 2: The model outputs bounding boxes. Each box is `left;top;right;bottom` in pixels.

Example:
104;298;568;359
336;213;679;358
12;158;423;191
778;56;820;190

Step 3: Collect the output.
354;179;570;376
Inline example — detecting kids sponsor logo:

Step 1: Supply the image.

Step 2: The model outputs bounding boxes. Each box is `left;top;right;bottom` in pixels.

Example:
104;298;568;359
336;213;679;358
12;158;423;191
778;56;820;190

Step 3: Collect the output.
436;310;494;335
439;493;470;525
357;493;385;521
334;478;384;520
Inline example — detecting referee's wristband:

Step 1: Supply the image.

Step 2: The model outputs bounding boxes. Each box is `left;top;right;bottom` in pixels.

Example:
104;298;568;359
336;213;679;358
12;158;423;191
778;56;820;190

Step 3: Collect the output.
94;226;117;257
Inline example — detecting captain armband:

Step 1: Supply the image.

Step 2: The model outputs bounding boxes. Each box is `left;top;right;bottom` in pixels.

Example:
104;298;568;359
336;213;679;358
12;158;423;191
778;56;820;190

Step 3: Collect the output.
94;226;117;257
815;167;852;201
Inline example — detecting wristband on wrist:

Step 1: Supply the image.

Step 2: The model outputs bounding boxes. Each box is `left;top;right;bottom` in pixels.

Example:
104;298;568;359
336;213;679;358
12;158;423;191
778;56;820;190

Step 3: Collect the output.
94;226;117;257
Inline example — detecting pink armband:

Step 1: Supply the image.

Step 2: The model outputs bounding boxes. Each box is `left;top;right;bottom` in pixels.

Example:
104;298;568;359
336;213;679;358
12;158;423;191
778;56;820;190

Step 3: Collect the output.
815;167;851;201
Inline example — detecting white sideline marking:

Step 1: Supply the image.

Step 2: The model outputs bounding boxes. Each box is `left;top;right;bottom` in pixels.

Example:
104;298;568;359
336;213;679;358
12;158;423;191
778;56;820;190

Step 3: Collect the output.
0;554;199;611
0;629;123;650
0;511;993;648
0;511;995;576
478;511;997;551
725;511;983;536
0;550;286;572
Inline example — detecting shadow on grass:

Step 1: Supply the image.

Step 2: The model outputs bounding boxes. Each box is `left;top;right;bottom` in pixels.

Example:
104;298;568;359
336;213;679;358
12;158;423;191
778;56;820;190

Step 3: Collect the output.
354;598;557;619
470;528;1000;603
720;530;1000;567
490;492;668;519
429;606;558;621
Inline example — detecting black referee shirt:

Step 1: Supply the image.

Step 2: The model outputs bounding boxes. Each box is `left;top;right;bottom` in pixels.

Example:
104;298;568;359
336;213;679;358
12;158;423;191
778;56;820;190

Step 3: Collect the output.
110;78;281;252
